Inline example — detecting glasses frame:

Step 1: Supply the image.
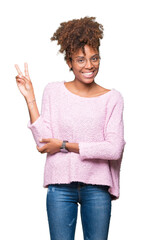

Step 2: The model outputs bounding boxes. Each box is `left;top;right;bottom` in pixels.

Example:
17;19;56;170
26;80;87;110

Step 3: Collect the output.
71;54;101;67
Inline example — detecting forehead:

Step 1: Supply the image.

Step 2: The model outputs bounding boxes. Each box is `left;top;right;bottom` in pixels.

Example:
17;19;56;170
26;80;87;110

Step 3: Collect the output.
73;45;99;57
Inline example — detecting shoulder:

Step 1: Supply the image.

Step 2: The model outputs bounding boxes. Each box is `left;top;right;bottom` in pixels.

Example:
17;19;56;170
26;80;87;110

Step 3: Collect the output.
96;84;124;102
44;81;60;89
107;88;125;110
43;81;61;94
112;88;125;102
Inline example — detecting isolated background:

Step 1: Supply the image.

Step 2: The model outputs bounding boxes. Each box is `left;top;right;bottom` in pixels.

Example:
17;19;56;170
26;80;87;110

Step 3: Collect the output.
0;0;140;239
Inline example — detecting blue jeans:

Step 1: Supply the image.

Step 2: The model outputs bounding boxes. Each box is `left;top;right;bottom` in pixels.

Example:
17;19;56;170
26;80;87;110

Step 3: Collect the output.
46;181;112;240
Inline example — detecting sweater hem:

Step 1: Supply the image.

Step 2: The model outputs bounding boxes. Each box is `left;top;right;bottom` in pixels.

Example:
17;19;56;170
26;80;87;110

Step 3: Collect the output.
43;180;119;201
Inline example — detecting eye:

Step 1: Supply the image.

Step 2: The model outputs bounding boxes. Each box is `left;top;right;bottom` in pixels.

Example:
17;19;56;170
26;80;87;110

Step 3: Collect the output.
77;59;85;63
91;56;99;61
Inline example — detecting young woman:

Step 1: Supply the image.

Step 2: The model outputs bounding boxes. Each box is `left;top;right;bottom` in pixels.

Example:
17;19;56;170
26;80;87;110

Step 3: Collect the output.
15;16;126;240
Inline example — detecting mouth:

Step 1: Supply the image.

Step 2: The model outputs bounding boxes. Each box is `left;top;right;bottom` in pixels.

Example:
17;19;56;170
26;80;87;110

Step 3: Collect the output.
81;70;96;78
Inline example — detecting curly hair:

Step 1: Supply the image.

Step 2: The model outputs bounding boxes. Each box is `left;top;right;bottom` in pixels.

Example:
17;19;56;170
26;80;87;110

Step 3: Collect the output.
50;16;104;63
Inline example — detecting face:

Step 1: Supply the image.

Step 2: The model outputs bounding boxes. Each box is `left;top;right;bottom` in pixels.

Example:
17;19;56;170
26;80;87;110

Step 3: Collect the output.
68;44;100;84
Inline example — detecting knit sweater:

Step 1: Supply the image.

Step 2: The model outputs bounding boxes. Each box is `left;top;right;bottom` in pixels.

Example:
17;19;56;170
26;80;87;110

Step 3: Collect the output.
27;80;126;200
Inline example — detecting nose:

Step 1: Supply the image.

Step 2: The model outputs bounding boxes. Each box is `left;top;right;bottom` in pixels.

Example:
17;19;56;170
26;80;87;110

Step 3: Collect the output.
85;59;93;69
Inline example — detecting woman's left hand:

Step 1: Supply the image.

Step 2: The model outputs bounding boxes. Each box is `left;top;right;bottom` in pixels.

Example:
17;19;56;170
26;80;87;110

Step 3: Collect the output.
36;138;62;154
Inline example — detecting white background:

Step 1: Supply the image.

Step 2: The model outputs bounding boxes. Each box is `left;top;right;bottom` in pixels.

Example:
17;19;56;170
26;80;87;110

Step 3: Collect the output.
0;0;140;239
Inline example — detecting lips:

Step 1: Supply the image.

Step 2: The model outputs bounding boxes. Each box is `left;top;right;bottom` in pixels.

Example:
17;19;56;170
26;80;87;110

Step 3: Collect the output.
81;70;95;78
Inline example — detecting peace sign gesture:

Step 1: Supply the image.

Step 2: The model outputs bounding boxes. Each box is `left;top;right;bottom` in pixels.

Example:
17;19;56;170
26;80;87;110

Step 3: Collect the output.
15;62;35;100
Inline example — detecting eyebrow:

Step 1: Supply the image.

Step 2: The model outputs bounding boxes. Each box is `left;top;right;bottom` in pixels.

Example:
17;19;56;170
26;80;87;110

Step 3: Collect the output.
75;54;99;59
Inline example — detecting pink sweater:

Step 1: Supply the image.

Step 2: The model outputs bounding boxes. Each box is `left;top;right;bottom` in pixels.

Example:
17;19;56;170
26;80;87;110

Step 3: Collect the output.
28;80;126;200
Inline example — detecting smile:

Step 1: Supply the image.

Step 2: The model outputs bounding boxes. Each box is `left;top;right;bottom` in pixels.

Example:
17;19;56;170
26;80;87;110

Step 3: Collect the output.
81;71;95;78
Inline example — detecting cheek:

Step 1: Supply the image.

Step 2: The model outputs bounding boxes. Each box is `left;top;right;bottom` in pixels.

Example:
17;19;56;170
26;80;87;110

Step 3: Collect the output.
95;67;99;75
72;66;82;74
94;65;100;73
72;69;83;81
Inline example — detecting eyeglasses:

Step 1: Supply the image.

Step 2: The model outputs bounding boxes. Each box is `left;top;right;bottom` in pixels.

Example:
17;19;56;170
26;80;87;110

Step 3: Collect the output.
71;55;101;67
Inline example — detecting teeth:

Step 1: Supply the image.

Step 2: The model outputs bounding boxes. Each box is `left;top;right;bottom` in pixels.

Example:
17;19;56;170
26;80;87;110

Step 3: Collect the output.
82;72;93;75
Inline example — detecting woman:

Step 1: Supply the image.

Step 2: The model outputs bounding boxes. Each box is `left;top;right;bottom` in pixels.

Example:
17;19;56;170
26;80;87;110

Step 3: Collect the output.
15;16;126;240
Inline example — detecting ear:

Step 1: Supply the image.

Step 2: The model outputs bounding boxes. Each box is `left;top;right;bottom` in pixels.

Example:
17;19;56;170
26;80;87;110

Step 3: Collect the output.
67;59;72;69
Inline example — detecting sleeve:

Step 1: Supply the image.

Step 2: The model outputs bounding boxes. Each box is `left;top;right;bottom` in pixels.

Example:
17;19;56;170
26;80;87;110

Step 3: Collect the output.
78;93;126;161
27;83;52;147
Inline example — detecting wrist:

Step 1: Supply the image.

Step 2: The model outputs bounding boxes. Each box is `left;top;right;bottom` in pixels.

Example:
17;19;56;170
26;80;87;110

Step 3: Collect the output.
60;140;69;153
65;142;79;153
25;94;35;103
65;142;69;151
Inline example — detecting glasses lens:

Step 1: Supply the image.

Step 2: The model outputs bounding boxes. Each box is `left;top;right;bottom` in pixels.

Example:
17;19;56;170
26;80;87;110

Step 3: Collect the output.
73;55;100;66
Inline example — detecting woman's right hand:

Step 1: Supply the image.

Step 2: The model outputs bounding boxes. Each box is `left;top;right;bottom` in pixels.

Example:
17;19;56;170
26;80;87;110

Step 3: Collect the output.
15;62;35;100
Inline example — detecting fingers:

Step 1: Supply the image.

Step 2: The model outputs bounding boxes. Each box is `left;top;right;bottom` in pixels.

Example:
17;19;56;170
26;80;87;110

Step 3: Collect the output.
39;138;50;143
16;78;25;85
15;64;23;76
15;75;27;84
15;63;30;80
16;75;29;82
24;62;30;79
36;145;48;153
37;145;45;152
15;75;26;84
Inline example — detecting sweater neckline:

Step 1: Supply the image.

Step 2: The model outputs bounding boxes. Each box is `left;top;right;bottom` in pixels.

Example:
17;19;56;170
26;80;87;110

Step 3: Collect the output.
62;80;115;100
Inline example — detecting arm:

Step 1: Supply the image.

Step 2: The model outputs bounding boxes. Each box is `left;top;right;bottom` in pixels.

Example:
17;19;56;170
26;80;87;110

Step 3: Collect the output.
78;93;126;161
15;62;40;125
25;95;40;124
15;63;52;148
27;83;52;147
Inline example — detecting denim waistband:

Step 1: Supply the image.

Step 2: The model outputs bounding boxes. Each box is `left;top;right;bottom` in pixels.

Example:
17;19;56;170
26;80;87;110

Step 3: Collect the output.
48;181;109;189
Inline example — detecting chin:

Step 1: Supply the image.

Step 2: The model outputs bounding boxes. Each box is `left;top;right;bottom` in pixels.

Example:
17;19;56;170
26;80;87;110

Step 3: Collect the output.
83;73;98;82
84;78;95;83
